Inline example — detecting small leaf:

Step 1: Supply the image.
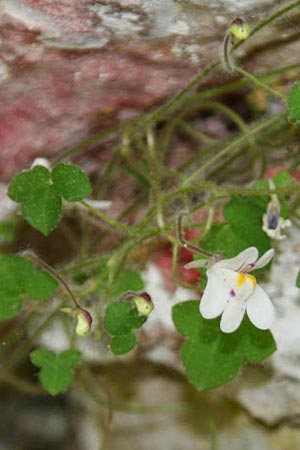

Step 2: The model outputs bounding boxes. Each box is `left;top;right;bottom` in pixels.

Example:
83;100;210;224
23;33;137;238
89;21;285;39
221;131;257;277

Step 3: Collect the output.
172;301;276;391
52;164;92;201
0;255;58;319
30;349;81;395
8;166;61;235
111;332;137;355
288;83;300;122
104;302;144;335
110;269;145;300
8;164;92;235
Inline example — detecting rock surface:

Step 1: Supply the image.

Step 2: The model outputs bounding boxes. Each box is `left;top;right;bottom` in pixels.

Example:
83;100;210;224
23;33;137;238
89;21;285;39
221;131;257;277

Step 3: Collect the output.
0;0;295;180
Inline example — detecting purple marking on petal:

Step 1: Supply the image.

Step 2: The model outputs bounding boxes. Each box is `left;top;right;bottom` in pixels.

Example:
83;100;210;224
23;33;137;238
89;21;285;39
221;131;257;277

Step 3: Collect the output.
230;289;236;297
244;263;255;273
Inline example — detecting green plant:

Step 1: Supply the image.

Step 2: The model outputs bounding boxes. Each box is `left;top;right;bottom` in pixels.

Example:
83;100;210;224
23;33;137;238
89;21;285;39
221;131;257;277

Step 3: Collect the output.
1;3;300;400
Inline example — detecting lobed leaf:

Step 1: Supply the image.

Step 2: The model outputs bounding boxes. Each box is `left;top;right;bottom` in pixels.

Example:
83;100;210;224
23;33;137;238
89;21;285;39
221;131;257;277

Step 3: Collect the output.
9;166;61;235
8;164;92;235
172;301;276;391
30;349;81;395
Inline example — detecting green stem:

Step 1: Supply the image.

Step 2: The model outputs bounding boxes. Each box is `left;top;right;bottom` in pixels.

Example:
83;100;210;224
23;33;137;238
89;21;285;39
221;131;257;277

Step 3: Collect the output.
235;66;286;99
140;0;300;127
80;200;135;234
24;251;82;310
182;111;286;186
146;128;165;228
248;0;300;39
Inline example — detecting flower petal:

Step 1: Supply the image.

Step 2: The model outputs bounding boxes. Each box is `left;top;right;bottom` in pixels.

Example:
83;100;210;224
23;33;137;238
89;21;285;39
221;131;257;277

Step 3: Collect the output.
220;297;247;333
246;285;275;330
250;248;274;271
200;269;228;319
184;259;208;270
213;247;258;272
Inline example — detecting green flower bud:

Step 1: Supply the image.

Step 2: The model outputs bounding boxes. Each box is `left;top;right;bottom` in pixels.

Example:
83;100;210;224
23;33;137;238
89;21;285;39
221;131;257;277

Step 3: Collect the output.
61;307;93;336
134;292;154;317
229;18;251;41
75;310;93;336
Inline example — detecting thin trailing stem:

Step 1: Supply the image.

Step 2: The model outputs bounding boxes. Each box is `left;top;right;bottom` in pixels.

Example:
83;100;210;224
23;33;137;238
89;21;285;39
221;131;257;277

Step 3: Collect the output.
182;111;287;186
248;0;300;40
146;127;165;228
80;200;135;234
177;212;214;257
235;66;287;99
171;242;196;291
24;251;82;311
221;31;235;73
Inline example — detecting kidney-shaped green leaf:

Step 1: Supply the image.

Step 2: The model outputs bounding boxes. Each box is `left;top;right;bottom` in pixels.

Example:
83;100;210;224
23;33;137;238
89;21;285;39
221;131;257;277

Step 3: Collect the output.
172;301;276;391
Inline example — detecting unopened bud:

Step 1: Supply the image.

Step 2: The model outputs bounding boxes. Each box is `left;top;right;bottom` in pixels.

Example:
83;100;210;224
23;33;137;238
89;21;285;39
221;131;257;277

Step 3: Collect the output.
262;179;291;240
134;292;154;317
61;307;93;336
76;309;93;336
229;18;251;41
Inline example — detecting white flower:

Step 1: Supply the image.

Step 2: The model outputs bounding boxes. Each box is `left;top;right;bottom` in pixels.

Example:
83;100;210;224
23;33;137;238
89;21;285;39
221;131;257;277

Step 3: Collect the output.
186;247;275;333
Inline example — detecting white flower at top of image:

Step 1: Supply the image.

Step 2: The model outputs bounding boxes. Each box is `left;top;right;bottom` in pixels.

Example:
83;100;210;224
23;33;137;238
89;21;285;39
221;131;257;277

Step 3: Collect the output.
185;247;275;333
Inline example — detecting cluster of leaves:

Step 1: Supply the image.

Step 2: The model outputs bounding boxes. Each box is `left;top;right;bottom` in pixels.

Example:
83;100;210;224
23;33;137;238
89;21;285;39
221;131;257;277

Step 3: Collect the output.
8;163;92;235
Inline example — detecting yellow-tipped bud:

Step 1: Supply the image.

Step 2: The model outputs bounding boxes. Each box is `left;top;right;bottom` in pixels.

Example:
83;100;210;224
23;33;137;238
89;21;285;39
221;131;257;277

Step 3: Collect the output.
134;292;154;317
229;18;251;41
75;310;93;336
61;307;93;336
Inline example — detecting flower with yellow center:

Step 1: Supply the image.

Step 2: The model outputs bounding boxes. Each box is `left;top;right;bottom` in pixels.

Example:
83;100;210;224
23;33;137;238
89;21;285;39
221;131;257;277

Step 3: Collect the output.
185;247;275;333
